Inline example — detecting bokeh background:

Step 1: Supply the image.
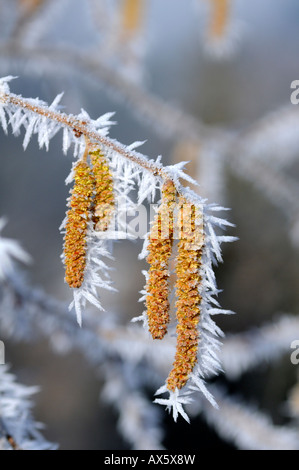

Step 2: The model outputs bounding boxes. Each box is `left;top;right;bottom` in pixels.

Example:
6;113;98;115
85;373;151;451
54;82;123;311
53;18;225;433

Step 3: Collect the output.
1;0;299;449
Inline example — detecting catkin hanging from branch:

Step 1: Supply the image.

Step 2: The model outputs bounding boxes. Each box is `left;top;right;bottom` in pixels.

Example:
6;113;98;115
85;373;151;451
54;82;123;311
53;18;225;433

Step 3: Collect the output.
208;0;229;40
63;160;95;289
145;180;177;340
121;0;143;35
19;0;44;14
167;199;203;392
90;148;114;232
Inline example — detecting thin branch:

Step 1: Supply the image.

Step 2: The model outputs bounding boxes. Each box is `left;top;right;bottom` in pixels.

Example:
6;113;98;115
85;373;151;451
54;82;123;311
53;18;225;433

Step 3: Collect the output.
102;365;165;450
2;273;299;450
0;366;55;450
2;271;299;383
0;418;22;451
0;43;231;144
221;315;299;379
12;0;68;47
0;87;172;181
0;272;172;374
231;105;299;169
229;146;299;220
199;385;299;450
11;0;50;44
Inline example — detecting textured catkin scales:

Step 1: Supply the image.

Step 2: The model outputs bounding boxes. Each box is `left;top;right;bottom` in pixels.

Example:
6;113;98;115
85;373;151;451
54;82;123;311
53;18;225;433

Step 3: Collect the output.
146;180;176;340
64;161;95;288
167;200;203;392
90;149;114;232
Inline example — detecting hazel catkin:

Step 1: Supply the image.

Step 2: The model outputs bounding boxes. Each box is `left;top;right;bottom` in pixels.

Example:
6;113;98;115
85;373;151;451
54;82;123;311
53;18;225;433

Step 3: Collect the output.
167;199;203;391
90;149;114;232
145;180;176;340
64;161;95;288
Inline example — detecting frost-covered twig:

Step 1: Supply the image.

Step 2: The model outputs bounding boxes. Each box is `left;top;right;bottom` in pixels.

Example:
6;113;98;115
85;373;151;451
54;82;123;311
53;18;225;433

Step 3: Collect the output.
230;147;299;220
221;315;299;379
2;2;298;222
0;272;167;448
2;261;299;449
2;43;297;219
102;365;164;450
0;78;169;180
12;0;69;47
0;218;31;280
0;0;298;450
0;43;228;143
3;258;298;387
227;104;299;216
0;366;56;450
0;76;235;420
232;106;299;171
227;106;299;244
198;386;299;450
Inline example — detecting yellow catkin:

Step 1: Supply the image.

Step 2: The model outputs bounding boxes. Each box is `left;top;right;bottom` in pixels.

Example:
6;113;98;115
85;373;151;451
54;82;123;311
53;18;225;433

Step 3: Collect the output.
19;0;44;13
90;149;114;232
121;0;143;34
64;161;95;288
208;0;229;39
146;180;177;340
167;199;203;392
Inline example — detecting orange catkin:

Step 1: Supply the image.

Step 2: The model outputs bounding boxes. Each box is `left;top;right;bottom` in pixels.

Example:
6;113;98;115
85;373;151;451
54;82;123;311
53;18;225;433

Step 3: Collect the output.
146;180;176;340
208;0;229;39
167;199;203;392
19;0;44;13
121;0;143;34
90;149;114;232
64;161;95;288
